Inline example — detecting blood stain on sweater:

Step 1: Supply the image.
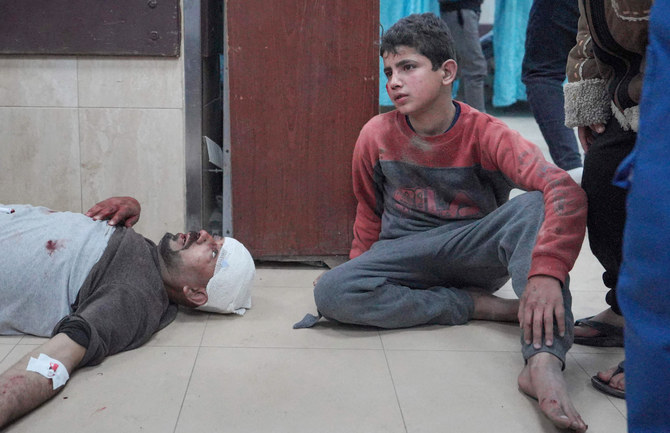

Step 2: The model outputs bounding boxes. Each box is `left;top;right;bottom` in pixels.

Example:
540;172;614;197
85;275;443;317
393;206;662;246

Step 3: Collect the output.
46;239;65;256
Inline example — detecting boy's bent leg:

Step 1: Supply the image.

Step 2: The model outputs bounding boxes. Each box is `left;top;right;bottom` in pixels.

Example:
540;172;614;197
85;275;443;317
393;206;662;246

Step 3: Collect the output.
504;193;575;373
314;192;547;329
314;254;476;328
312;214;518;328
0;333;85;428
494;194;583;431
518;279;579;430
485;192;574;354
453;191;583;429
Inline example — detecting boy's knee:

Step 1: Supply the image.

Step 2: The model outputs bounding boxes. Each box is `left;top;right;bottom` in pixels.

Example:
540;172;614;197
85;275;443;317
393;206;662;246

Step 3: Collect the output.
521;190;543;205
313;269;343;317
314;267;368;323
508;191;545;236
518;191;544;216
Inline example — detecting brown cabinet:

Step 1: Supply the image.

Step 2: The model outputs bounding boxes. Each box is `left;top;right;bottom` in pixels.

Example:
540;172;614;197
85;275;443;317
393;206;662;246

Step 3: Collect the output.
226;1;379;259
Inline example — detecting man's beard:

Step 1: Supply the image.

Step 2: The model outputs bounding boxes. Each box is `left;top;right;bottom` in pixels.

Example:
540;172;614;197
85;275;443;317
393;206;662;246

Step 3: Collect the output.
158;231;200;269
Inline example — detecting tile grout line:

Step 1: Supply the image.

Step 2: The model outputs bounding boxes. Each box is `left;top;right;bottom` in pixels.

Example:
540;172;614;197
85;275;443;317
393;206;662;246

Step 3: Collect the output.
380;330;409;433
0;342;19;365
76;56;83;213
171;312;211;433
569;352;628;420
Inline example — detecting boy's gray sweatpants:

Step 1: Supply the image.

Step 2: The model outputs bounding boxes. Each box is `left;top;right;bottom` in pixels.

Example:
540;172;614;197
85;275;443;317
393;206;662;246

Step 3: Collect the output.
313;192;574;365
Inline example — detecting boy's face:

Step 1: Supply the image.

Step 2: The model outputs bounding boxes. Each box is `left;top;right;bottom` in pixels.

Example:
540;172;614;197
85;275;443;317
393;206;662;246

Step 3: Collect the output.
382;46;452;117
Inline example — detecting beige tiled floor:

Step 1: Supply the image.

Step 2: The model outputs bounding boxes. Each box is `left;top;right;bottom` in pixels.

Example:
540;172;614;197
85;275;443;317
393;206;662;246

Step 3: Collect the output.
0;108;627;432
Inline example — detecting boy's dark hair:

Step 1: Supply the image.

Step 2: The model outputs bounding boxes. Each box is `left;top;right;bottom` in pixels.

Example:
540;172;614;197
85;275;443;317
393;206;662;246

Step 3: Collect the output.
380;13;457;70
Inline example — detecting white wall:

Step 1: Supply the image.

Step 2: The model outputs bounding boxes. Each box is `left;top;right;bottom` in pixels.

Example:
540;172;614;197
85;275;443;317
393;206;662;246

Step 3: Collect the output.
481;0;495;25
0;55;186;242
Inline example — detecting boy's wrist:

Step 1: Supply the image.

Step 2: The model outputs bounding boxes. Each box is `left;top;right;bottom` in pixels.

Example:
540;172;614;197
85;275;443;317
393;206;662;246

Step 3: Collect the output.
528;256;569;286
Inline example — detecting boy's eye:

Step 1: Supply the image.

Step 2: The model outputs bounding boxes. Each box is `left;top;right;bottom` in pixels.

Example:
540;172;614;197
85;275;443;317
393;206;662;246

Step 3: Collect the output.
212;249;218;259
384;71;392;79
403;64;415;71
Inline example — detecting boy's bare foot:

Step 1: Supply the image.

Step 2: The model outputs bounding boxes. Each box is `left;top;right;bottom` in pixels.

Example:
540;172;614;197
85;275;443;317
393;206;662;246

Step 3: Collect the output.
574;308;624;338
518;352;588;432
467;290;519;322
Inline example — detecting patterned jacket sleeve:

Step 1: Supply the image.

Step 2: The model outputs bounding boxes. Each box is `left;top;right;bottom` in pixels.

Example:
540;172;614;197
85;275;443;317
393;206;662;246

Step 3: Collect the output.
564;0;610;128
349;126;382;259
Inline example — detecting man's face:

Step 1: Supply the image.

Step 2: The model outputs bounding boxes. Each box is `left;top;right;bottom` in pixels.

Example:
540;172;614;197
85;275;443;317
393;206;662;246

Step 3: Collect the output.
158;230;225;288
383;46;446;117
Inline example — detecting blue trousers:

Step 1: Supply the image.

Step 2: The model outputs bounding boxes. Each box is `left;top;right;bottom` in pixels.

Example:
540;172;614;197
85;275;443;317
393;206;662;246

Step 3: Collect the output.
521;0;582;170
617;0;670;430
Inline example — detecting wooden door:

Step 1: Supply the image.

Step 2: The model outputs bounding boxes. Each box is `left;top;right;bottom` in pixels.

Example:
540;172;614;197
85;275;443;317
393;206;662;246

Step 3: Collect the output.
226;0;379;259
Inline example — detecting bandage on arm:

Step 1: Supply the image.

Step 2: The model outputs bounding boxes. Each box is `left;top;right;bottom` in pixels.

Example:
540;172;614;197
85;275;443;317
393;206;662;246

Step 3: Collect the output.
0;333;85;428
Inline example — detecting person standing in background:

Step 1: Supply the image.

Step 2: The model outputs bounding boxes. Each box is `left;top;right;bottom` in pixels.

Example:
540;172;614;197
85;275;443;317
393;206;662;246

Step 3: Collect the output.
439;0;487;112
522;0;583;182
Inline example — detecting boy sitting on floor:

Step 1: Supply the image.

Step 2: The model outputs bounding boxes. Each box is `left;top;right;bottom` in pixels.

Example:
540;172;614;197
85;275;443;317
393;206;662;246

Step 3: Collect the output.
296;13;588;432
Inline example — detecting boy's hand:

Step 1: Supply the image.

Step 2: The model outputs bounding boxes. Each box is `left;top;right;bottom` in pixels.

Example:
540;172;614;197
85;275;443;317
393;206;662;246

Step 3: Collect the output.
85;196;141;227
518;276;565;349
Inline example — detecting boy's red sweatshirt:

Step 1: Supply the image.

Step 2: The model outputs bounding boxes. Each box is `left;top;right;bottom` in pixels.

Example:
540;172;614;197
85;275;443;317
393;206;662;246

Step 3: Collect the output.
350;103;587;285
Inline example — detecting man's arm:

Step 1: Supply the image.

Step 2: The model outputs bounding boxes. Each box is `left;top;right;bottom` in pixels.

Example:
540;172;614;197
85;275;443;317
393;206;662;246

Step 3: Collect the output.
85;196;141;227
0;333;85;428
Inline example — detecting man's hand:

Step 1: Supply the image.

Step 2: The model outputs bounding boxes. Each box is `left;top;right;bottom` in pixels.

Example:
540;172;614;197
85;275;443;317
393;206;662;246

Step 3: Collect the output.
518;276;566;349
577;123;605;152
85;196;141;227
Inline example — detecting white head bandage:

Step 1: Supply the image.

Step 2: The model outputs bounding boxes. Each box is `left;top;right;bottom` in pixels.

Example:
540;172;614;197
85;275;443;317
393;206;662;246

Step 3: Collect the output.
26;353;70;389
197;237;255;315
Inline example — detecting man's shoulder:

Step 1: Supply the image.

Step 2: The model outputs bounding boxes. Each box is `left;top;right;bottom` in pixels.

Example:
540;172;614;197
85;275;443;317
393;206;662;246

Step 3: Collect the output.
108;226;156;250
97;227;161;280
84;228;166;315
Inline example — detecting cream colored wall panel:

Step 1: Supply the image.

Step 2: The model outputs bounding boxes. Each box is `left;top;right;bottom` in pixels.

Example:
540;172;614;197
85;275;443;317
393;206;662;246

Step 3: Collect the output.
0;107;81;210
79;108;185;243
78;58;183;108
0;57;78;107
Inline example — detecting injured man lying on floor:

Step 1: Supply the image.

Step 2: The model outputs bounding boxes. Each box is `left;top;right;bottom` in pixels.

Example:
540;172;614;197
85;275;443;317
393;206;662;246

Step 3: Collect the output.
0;196;255;429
